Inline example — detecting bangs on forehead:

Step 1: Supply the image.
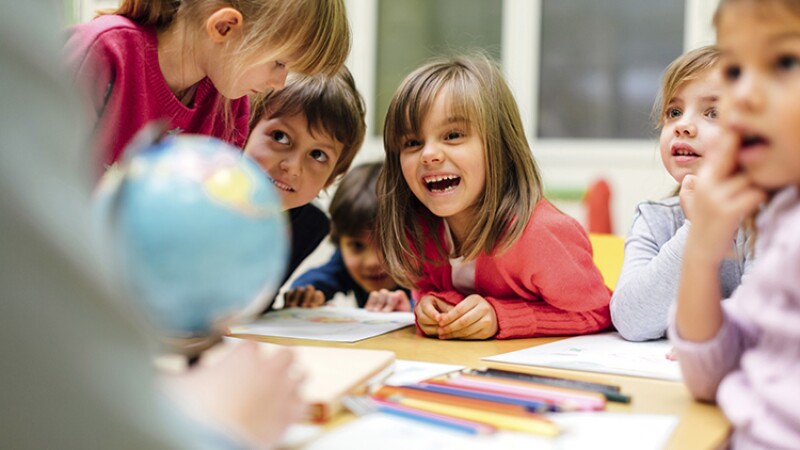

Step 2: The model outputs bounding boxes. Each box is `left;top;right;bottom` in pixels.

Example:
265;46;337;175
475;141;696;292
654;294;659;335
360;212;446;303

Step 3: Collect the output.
390;69;479;150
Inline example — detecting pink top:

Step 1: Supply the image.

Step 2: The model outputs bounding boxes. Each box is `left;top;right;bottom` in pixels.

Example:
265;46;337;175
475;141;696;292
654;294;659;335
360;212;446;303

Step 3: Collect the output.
670;186;800;449
64;15;249;176
413;200;612;339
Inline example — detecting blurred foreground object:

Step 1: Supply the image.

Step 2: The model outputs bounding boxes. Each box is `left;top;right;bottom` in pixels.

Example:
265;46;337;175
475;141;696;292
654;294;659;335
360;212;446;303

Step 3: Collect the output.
95;134;288;347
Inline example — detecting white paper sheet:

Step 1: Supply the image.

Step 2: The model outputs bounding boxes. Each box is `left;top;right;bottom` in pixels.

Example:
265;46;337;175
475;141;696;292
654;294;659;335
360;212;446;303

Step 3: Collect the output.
482;332;682;382
231;307;415;342
384;360;466;386
303;412;678;450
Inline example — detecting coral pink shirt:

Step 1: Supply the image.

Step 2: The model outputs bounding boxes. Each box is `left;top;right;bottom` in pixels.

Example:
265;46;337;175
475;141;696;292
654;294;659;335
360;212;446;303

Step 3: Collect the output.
64;15;249;176
414;200;612;339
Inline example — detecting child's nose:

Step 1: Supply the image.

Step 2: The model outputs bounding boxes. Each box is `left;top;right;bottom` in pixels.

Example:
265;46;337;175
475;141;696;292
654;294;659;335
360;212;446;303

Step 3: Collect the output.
731;72;765;113
364;249;382;268
673;118;697;137
279;154;300;177
420;142;443;164
265;70;289;92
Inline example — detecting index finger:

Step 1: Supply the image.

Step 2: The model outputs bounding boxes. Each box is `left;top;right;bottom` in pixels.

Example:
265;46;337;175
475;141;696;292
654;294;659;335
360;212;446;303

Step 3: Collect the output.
437;297;473;327
701;131;739;181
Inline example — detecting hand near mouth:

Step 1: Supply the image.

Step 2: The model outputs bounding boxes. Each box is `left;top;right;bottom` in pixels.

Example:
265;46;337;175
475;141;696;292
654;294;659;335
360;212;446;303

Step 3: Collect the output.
688;132;766;263
679;174;697;221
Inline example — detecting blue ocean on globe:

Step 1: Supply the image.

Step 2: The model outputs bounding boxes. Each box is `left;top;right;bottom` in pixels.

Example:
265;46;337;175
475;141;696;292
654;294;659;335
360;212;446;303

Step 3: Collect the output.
95;135;288;337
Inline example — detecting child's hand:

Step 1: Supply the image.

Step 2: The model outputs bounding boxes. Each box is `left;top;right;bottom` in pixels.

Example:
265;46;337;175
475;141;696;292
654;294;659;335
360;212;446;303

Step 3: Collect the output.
284;285;326;308
679;174;697;221
365;289;412;312
165;341;306;449
688;132;766;263
415;295;453;337
436;294;498;340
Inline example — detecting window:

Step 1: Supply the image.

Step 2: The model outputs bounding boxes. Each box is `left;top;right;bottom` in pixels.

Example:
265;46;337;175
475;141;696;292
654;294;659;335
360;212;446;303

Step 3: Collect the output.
536;0;685;139
374;0;502;134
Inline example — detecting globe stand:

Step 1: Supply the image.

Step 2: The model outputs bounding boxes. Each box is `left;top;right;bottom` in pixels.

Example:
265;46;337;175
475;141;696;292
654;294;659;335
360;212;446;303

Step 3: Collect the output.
159;330;226;365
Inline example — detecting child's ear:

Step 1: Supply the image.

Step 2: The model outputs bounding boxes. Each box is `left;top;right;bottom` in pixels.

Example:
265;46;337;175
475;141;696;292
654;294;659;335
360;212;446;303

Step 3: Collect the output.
206;7;244;43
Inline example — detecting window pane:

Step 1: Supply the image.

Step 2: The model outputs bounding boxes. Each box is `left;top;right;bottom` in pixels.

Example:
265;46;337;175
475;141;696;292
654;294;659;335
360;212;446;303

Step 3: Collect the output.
537;0;685;139
375;0;502;134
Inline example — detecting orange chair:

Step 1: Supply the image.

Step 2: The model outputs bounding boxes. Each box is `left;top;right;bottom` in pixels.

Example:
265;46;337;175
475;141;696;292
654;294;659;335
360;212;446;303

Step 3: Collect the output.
583;178;613;234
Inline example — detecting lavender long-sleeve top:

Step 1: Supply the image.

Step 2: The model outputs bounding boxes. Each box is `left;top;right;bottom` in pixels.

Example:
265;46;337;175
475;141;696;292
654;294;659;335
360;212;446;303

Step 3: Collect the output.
669;186;800;450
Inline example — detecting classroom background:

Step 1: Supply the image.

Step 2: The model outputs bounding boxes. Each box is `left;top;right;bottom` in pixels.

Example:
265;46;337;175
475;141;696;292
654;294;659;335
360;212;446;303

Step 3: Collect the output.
62;0;720;273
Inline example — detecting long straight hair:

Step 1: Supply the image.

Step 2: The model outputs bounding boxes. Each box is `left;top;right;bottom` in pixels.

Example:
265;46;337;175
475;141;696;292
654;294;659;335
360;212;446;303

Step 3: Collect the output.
378;53;543;288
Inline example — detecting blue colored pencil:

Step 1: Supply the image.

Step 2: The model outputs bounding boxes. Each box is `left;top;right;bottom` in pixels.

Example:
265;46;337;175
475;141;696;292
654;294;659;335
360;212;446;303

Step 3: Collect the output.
409;382;555;412
372;398;496;435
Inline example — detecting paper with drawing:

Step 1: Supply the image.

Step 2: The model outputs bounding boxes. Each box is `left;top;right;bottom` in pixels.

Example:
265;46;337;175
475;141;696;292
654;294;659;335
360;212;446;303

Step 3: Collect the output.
482;332;682;381
231;307;415;342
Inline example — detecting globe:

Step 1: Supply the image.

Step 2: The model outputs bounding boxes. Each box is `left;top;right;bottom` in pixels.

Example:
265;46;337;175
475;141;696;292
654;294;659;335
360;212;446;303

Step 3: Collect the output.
95;134;288;338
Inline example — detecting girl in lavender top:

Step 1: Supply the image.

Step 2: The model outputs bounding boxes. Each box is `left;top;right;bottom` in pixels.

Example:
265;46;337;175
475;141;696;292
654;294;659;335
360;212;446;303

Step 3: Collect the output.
670;0;800;448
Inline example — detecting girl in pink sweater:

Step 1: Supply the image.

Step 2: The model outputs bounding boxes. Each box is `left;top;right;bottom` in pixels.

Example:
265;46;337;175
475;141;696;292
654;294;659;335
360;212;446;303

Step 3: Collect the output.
377;54;611;340
671;0;800;448
65;0;350;177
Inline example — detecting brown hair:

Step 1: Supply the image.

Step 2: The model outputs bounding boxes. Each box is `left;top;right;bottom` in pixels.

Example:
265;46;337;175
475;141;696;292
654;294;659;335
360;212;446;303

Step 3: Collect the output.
329;162;383;245
378;53;543;288
247;65;366;186
654;45;720;129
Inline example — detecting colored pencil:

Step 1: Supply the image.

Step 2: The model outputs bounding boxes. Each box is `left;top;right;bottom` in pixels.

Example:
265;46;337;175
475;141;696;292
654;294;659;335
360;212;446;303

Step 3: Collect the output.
469;368;631;403
385;396;561;437
371;398;496;435
412;381;554;412
450;374;606;411
374;385;544;418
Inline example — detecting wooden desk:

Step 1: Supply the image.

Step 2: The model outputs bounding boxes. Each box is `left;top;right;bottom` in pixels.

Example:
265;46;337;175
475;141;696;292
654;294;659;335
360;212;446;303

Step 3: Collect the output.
239;327;730;450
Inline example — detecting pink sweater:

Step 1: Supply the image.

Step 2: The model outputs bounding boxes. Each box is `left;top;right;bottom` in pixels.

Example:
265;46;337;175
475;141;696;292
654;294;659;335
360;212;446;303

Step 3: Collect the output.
414;200;612;339
64;15;249;175
670;186;800;449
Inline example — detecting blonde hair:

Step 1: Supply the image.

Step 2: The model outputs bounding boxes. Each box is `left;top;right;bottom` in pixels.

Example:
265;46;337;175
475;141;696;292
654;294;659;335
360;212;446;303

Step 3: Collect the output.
105;0;350;76
654;45;720;129
378;53;543;289
247;65;366;186
104;0;351;143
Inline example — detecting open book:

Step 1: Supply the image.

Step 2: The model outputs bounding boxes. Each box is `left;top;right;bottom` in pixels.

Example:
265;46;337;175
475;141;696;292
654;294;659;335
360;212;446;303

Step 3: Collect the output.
204;339;396;422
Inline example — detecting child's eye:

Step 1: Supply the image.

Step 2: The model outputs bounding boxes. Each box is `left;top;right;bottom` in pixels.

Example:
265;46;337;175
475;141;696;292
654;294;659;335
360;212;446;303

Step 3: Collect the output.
275;60;287;69
309;149;329;163
776;54;800;72
271;130;290;145
705;107;719;119
444;131;464;141
723;64;741;82
403;138;422;149
347;241;366;252
665;107;682;120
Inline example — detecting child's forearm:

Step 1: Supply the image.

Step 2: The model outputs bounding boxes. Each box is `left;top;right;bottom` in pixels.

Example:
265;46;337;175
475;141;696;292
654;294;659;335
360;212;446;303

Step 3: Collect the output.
675;240;724;342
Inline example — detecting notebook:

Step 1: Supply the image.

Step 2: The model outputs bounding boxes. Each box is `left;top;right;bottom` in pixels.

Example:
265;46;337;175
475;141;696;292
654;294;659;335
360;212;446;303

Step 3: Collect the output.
205;339;396;422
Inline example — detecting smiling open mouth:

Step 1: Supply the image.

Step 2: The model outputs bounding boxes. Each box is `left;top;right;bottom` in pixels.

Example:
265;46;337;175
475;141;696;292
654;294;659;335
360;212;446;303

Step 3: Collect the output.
269;177;295;192
424;175;461;193
672;148;698;157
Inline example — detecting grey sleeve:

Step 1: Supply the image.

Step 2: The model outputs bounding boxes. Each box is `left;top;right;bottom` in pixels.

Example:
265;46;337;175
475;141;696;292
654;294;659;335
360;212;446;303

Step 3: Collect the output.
610;207;689;341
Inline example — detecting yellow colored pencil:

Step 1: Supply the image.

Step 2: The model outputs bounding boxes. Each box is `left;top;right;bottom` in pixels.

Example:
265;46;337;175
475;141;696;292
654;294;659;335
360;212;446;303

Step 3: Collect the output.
392;397;561;437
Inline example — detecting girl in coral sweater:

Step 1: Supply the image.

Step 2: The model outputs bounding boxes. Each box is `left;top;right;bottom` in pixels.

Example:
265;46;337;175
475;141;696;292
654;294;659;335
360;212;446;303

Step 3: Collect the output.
377;54;611;340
